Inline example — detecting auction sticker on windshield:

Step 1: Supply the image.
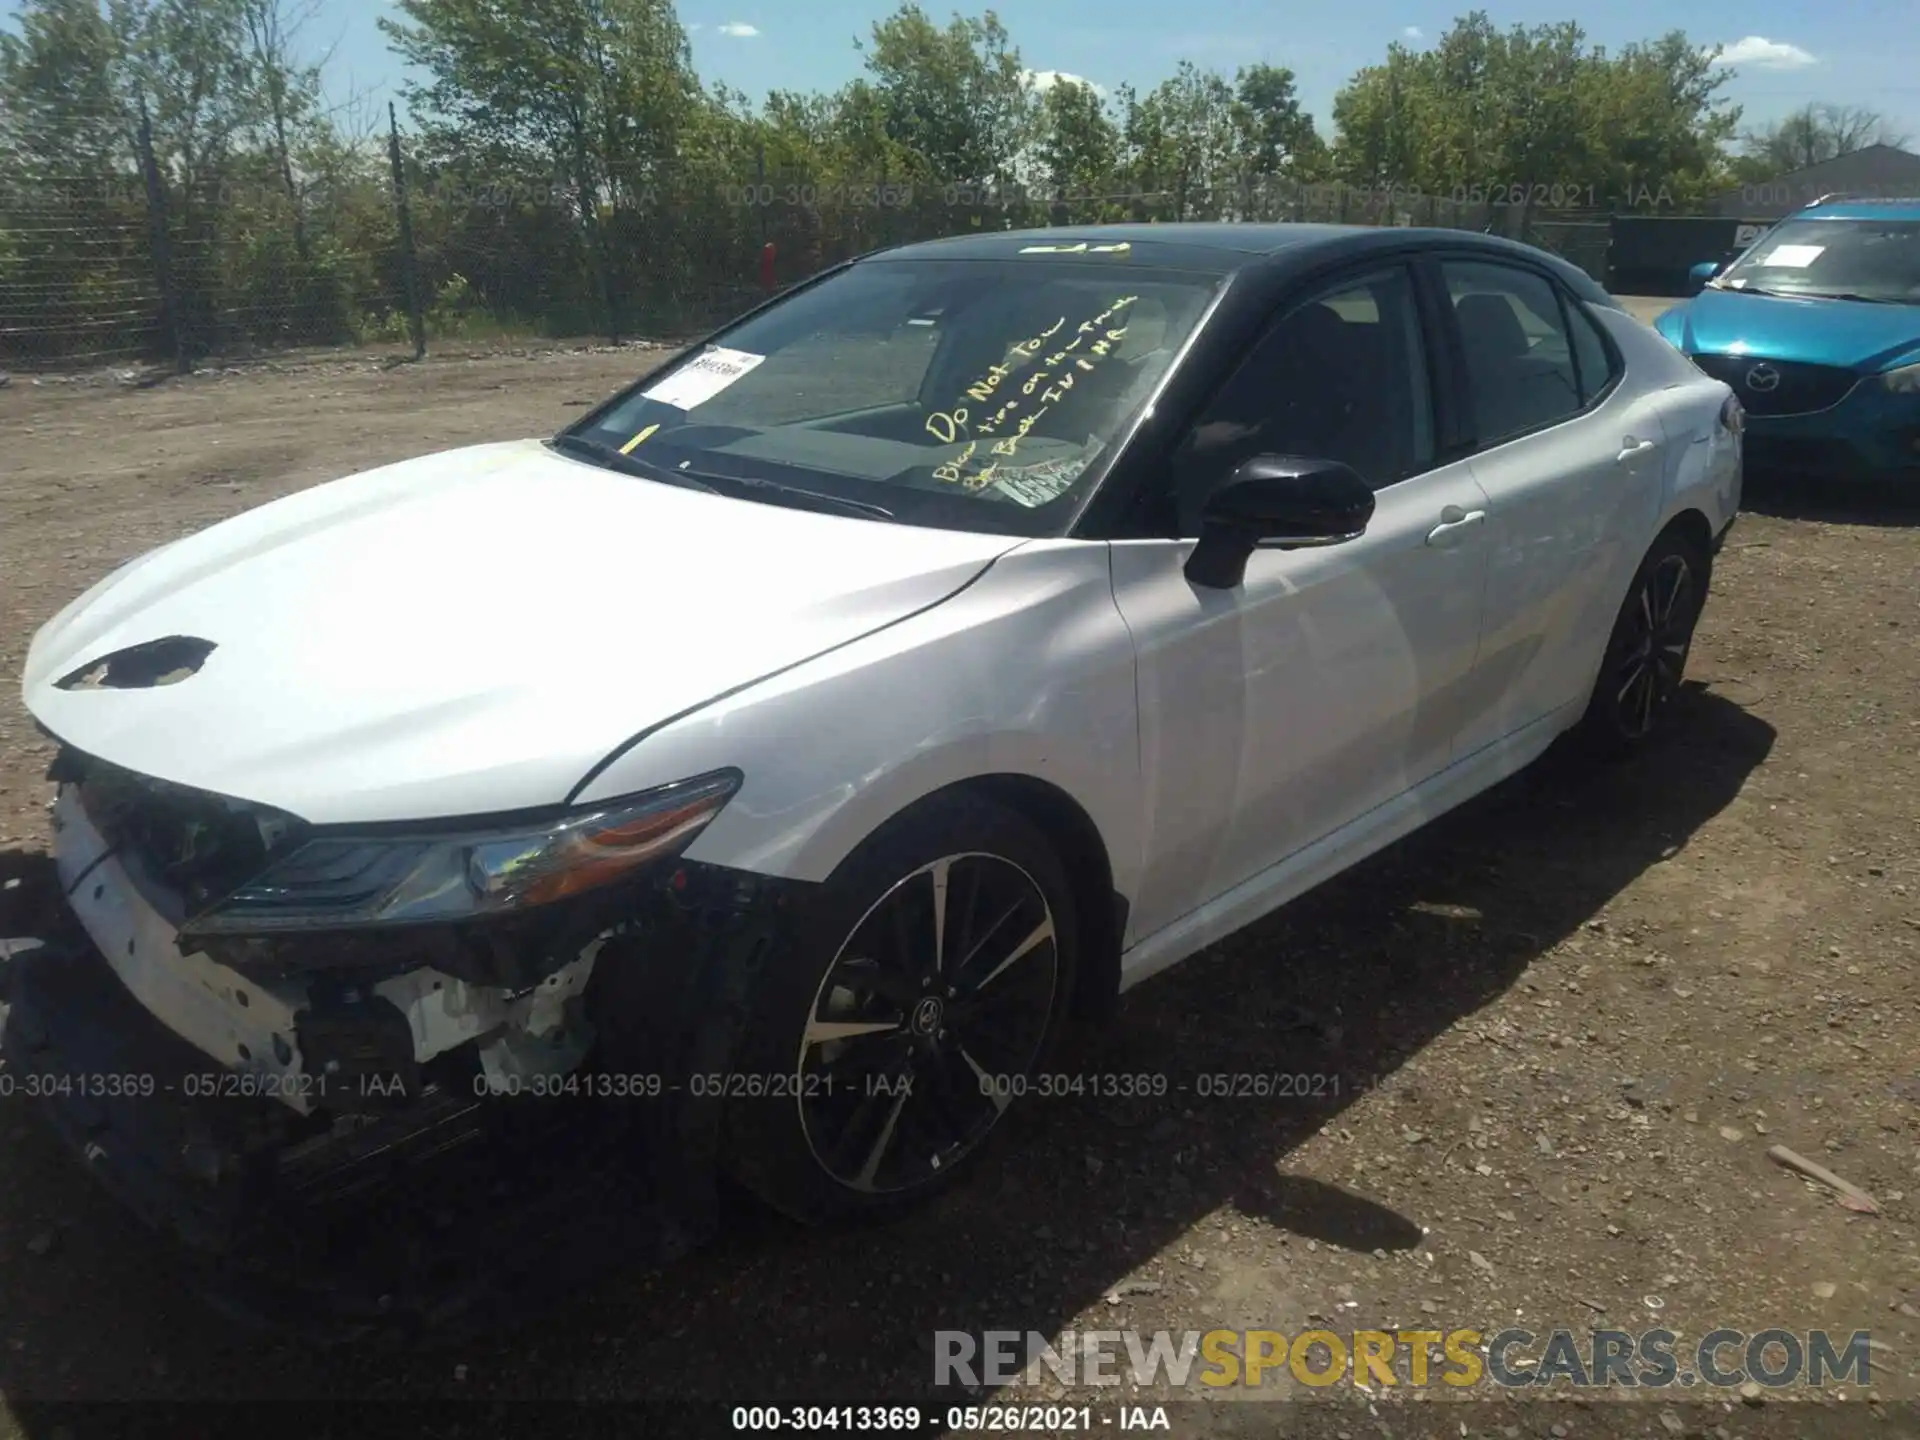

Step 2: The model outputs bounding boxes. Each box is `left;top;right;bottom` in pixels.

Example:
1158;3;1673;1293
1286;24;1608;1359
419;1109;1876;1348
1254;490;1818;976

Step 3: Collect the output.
642;346;766;410
1760;245;1824;268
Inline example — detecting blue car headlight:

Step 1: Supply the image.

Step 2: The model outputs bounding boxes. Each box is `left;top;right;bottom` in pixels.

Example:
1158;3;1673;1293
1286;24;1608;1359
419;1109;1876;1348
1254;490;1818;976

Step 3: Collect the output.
179;770;741;936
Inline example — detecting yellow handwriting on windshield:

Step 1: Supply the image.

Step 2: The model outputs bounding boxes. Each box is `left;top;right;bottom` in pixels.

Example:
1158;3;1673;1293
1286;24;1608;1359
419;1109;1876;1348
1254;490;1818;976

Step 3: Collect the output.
926;315;1067;441
928;296;1139;480
976;397;1020;437
924;405;969;444
990;322;1126;461
931;439;980;486
961;461;1000;492
991;407;1050;458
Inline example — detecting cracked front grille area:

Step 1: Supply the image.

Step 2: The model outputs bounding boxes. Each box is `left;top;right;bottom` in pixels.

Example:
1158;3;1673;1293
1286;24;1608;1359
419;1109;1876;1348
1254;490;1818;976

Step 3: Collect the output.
58;749;310;915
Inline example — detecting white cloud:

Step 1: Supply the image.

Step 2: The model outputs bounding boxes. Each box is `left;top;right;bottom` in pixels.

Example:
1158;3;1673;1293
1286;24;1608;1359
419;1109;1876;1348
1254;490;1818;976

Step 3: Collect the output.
1024;68;1107;98
716;21;759;38
1710;36;1818;70
1402;26;1423;39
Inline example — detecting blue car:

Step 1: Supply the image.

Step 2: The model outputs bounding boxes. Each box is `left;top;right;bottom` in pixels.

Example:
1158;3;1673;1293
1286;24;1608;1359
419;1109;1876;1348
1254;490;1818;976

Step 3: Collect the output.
1654;198;1920;483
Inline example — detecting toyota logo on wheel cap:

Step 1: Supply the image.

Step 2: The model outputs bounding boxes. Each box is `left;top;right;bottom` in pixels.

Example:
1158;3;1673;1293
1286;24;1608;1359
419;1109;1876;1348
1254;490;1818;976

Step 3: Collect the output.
910;995;944;1036
1745;362;1781;393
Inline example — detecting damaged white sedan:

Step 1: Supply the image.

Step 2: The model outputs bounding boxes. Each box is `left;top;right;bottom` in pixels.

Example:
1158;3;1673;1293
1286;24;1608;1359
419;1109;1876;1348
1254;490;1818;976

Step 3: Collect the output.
4;222;1738;1327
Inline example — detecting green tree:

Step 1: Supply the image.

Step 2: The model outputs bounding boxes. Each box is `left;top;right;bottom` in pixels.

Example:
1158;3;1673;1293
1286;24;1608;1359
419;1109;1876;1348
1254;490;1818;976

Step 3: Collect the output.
1118;61;1238;219
1033;78;1119;201
0;0;127;176
1581;33;1740;208
1230;64;1324;180
853;5;1036;187
1330;12;1739;209
1;0;303;357
382;0;703;338
238;0;326;262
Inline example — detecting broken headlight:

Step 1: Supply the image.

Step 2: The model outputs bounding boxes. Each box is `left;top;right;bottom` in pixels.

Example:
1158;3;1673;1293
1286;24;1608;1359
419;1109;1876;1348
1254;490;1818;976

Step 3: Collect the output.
179;770;741;936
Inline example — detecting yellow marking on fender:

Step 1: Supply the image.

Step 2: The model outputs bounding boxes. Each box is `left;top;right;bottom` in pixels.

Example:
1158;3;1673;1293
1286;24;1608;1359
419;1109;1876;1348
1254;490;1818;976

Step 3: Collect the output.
620;423;660;454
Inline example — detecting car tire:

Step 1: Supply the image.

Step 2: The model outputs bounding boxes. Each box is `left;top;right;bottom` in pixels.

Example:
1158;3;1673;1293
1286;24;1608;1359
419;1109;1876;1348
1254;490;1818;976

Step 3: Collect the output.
1576;528;1707;757
720;791;1079;1224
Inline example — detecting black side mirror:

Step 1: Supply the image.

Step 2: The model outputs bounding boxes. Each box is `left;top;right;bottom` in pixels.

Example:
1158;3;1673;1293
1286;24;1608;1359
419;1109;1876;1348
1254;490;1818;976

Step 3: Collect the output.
1184;455;1375;590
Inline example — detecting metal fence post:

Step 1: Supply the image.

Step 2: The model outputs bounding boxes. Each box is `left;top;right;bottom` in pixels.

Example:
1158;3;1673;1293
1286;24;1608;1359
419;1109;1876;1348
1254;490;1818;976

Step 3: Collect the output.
755;141;767;254
387;102;426;360
136;100;188;374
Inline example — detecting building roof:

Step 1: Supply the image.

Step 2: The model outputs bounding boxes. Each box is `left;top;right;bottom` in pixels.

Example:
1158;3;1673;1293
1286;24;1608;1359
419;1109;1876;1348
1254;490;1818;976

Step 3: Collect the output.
1717;144;1920;217
1742;143;1920;187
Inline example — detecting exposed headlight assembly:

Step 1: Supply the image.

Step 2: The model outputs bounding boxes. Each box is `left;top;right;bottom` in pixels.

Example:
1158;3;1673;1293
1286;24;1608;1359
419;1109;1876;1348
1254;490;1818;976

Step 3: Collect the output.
1881;362;1920;395
180;770;741;936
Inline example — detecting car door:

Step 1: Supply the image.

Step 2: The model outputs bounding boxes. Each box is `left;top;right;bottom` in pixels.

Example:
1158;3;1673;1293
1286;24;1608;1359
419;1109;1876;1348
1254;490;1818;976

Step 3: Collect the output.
1106;262;1494;948
1434;257;1671;760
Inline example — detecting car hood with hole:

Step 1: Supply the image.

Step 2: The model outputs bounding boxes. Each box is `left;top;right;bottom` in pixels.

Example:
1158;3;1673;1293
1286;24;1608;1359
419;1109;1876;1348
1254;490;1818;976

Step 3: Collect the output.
20;439;1021;825
1655;286;1920;372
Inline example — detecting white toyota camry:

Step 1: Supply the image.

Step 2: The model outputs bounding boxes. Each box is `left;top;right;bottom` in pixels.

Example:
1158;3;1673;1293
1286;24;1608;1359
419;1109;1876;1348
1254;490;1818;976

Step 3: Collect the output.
7;223;1741;1299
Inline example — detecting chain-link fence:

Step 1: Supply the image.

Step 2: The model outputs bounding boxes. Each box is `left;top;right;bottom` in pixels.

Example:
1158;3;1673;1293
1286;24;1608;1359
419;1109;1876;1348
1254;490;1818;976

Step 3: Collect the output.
0;124;1614;375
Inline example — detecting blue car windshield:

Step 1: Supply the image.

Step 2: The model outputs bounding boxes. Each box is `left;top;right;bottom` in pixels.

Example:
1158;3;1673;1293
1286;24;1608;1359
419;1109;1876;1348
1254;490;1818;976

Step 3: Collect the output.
562;257;1223;535
1716;219;1920;303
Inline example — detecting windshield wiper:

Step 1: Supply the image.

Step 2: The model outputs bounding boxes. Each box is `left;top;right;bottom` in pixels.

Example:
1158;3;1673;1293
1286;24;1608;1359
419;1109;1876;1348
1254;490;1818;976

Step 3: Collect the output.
681;470;896;521
550;434;893;520
1810;292;1908;305
547;433;720;493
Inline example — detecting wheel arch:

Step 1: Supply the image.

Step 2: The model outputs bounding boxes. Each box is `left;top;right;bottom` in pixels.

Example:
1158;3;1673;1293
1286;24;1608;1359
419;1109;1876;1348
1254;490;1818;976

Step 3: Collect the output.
1568;505;1717;738
1658;506;1715;590
855;773;1127;1023
962;773;1126;1022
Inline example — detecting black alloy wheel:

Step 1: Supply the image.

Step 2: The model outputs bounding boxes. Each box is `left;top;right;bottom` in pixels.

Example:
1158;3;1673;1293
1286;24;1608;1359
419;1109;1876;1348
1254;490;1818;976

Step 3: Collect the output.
1580;529;1706;753
720;793;1078;1222
797;849;1059;1195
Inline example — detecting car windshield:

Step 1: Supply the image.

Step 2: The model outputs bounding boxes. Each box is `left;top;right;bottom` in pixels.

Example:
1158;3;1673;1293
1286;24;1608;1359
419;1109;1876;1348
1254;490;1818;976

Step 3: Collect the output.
1716;218;1920;303
559;256;1225;535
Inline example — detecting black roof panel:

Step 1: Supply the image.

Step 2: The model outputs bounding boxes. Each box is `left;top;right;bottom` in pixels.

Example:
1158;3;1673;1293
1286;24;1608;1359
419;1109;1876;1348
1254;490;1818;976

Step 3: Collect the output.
876;222;1375;270
856;222;1617;306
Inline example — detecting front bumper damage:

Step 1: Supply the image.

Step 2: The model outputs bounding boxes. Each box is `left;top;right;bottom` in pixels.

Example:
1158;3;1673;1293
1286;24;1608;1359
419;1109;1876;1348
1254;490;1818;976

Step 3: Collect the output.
0;749;811;1339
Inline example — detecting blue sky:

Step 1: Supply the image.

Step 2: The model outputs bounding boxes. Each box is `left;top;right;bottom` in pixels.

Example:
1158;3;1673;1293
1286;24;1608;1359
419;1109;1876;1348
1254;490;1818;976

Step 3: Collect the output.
5;0;1915;147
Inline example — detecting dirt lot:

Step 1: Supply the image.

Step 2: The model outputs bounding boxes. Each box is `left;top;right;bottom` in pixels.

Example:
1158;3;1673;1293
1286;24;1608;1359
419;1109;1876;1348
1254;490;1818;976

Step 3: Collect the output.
3;304;1920;1438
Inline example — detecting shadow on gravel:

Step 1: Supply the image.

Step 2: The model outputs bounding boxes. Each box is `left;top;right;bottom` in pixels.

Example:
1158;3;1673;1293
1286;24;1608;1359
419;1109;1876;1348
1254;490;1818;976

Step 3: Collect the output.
0;850;59;937
0;686;1774;1427
1739;470;1920;528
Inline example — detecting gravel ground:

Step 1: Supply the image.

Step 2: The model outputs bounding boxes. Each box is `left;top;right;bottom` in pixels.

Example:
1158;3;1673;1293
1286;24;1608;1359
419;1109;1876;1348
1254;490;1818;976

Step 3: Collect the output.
3;301;1920;1439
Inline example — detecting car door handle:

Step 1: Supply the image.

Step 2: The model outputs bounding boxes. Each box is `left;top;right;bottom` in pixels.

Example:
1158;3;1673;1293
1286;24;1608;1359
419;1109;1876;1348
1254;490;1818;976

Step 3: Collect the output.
1617;437;1657;462
1425;508;1486;548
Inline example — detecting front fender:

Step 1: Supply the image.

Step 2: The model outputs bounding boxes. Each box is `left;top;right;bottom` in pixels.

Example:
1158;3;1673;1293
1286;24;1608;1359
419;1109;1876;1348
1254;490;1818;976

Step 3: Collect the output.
572;540;1144;898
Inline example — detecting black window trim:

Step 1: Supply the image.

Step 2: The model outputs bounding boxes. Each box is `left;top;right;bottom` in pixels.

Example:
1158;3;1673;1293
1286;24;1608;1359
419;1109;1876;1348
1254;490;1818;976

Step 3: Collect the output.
1559;287;1625;408
1096;255;1445;540
1428;251;1623;456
